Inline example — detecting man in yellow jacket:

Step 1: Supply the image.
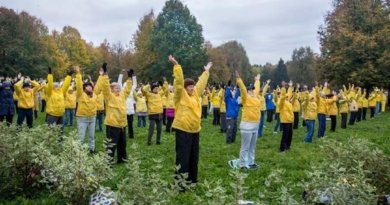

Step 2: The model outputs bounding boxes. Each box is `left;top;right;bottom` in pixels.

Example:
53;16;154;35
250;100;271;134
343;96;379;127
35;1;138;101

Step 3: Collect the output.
338;90;349;129
45;67;72;133
14;76;40;128
169;55;211;187
64;85;76;127
326;91;338;132
201;88;209;119
97;63;133;164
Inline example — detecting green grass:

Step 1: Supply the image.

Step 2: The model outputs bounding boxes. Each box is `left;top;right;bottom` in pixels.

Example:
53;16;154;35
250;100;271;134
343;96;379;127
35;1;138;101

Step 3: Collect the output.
2;110;390;204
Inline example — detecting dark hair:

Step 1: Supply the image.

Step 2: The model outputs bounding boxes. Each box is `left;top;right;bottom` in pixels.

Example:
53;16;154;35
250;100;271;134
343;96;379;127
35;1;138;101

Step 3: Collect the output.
151;81;159;90
83;82;94;90
184;78;195;88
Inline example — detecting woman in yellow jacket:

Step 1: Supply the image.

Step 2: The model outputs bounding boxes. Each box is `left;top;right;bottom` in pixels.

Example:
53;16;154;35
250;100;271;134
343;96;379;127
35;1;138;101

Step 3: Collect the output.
219;87;227;133
229;72;261;169
142;78;167;145
381;90;387;112
165;84;175;133
368;90;377;118
257;79;270;137
14;76;40;128
292;85;301;129
201;88;209;119
362;89;368;120
75;66;101;153
326;91;338;132
302;90;317;143
169;55;211;186
134;88;148;127
211;85;221;125
64;85;76;127
45;67;72;132
97;63;133;163
316;82;328;138
278;81;294;152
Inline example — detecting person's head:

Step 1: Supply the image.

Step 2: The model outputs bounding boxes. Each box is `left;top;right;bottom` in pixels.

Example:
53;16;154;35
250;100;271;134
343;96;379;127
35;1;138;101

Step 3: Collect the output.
137;90;143;97
169;85;174;93
22;82;32;91
83;82;94;95
67;87;74;94
231;87;237;96
151;82;159;94
110;82;120;94
53;82;61;90
247;84;254;96
184;78;195;96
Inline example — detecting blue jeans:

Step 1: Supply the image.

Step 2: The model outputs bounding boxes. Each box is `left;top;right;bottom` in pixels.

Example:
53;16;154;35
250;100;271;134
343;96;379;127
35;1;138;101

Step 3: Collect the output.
317;114;326;137
77;116;96;151
375;102;380;116
258;111;265;137
304;120;315;143
63;108;74;126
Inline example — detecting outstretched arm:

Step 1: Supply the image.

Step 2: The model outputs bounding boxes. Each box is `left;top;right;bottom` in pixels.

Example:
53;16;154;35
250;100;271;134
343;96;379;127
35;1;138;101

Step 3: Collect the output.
195;62;212;96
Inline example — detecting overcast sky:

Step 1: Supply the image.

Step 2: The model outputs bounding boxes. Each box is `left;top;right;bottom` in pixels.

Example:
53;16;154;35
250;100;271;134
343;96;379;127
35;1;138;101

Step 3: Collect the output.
0;0;332;65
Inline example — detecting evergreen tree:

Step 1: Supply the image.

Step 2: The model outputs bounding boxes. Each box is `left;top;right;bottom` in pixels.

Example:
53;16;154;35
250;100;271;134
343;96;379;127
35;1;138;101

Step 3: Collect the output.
149;0;207;81
287;46;317;86
273;58;289;85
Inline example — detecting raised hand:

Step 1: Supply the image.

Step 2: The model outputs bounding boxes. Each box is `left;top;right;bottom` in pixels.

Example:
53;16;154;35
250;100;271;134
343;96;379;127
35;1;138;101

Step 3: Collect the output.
204;62;212;72
255;74;260;81
266;79;271;84
75;66;81;73
127;69;134;77
288;80;293;87
48;67;52;74
235;70;240;78
67;67;75;76
102;62;108;74
168;55;178;65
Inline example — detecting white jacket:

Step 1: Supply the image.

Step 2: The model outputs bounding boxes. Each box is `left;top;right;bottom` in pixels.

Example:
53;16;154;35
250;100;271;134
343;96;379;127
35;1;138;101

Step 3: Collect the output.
118;74;137;115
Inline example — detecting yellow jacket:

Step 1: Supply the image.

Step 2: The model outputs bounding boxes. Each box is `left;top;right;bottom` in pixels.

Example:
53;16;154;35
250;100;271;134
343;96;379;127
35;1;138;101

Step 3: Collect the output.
326;95;338;116
142;84;166;115
279;86;294;123
98;75;132;128
96;93;105;111
259;83;269;111
14;80;40;109
166;91;175;109
210;88;221;108
45;74;71;116
302;92;317;120
201;92;209;106
172;64;209;133
75;73;98;117
219;88;226;113
237;77;261;123
368;93;377;107
134;92;148;113
65;89;77;109
292;91;301;112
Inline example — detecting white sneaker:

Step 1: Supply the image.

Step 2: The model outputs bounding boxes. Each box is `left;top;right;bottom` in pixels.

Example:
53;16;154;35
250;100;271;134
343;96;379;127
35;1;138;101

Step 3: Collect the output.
228;159;239;169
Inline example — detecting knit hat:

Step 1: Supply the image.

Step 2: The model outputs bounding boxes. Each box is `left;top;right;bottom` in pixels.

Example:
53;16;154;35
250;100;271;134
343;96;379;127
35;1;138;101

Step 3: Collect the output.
184;78;195;88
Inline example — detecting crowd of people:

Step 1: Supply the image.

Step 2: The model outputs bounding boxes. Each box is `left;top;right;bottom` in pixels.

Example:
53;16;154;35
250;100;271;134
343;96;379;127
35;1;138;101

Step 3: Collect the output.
0;56;388;186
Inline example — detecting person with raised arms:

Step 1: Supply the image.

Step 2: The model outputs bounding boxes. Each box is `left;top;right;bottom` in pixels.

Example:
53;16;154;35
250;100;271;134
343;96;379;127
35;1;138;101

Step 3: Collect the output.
169;55;212;189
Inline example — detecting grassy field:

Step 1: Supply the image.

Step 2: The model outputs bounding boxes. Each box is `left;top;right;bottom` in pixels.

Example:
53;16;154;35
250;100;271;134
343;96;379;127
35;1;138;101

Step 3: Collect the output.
2;109;390;204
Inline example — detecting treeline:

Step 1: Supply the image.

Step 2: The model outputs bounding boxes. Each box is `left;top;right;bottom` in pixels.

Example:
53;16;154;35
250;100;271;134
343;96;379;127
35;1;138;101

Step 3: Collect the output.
1;0;389;89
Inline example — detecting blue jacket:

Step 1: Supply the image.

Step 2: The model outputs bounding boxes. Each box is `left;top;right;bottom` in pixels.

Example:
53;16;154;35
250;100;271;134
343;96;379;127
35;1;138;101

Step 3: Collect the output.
225;86;240;118
265;93;275;110
0;82;15;115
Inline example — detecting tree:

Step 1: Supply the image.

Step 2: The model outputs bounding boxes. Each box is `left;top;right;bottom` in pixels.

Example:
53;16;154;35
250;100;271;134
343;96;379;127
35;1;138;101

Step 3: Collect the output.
273;58;289;85
218;41;252;83
205;42;231;84
259;62;276;88
149;0;207;82
287;46;317;86
0;7;50;78
131;10;157;82
318;0;390;89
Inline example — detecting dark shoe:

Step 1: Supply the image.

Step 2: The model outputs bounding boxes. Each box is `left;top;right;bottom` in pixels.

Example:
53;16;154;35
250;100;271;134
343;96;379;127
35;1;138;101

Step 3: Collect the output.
89;150;96;155
147;142;152;146
156;142;161;145
249;164;259;170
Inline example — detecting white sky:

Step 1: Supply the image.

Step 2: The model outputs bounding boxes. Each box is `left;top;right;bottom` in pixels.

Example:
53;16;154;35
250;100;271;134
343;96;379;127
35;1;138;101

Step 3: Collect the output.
0;0;333;65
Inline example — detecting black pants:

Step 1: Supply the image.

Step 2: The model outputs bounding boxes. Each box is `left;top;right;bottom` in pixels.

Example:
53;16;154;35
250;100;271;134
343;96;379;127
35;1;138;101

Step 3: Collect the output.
349;111;357;125
356;108;362;122
137;115;146;127
166;117;174;132
127;114;134;138
212;108;220;125
370;107;375;118
293;112;299;129
226;118;237;144
106;125;127;163
41;100;46;112
280;123;293;152
175;129;199;184
302;119;306;127
220;112;227;132
329;115;336;132
148;114;162;144
201;105;208;119
266;109;274;122
17;108;33;128
0;114;13;126
341;113;347;129
362;108;367;120
46;114;65;134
